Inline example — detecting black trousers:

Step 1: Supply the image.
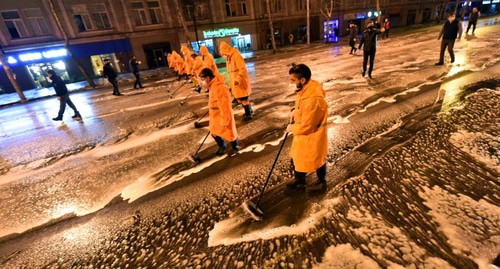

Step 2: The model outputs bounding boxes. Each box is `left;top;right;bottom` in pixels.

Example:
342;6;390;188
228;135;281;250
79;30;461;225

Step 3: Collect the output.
466;20;477;33
349;38;356;53
57;94;79;118
383;29;390;39
133;72;143;88
293;162;327;183
108;78;120;94
439;39;455;63
363;49;376;75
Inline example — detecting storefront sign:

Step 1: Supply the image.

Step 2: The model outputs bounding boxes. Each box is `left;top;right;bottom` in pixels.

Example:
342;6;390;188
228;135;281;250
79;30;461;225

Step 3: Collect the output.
203;28;240;38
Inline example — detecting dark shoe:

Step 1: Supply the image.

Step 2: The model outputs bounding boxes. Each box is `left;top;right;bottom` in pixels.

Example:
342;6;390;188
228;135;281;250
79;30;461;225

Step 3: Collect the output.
243;105;253;121
71;114;81;119
231;140;240;152
362;71;366;77
215;145;226;156
435;62;444;66
450;58;455;63
368;73;373;79
308;181;327;192
194;85;202;93
52;117;63;121
286;178;306;189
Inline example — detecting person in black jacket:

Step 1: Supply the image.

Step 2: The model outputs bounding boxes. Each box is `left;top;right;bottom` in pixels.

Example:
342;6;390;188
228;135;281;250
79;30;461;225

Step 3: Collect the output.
436;13;463;65
347;22;358;54
358;20;383;79
129;56;144;89
47;70;81;121
102;58;122;96
466;7;480;34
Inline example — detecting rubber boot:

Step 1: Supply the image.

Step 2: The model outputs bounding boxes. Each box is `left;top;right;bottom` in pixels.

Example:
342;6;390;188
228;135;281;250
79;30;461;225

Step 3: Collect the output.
231;140;240;152
214;136;226;155
286;173;306;189
243;105;253;121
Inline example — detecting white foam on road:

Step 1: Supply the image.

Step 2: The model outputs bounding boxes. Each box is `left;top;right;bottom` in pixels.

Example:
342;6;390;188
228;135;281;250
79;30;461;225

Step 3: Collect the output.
207;198;339;247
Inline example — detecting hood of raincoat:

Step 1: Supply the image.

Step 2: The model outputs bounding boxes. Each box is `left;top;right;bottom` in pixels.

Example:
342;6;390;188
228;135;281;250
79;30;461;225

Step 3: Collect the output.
200;46;210;56
219;41;233;55
181;46;191;56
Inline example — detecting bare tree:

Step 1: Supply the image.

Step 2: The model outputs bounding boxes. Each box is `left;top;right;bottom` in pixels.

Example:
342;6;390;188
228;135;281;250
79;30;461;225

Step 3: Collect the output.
265;0;277;52
319;0;335;43
0;51;26;102
47;0;96;88
174;0;192;47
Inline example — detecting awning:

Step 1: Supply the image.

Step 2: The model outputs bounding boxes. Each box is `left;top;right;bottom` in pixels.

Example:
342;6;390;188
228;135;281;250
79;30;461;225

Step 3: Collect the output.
70;39;132;58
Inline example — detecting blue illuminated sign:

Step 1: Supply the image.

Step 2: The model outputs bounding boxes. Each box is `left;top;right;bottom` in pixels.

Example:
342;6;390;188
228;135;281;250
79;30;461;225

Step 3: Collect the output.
1;47;67;65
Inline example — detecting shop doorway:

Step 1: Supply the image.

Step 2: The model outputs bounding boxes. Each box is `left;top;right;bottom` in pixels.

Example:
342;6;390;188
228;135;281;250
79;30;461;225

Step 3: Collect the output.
91;54;121;76
143;42;171;69
27;60;69;88
231;34;252;52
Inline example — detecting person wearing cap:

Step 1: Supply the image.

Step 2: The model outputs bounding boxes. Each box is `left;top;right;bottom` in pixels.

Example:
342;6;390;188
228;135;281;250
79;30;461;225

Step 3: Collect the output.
47;70;82;121
129;55;144;89
102;58;122;96
198;67;240;155
347;21;358;54
219;41;253;121
358;20;384;79
286;63;328;192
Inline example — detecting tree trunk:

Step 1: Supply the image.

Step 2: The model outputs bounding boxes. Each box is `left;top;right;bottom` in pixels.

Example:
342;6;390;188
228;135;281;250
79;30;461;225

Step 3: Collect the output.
454;0;460;13
307;0;310;45
461;0;470;18
266;0;277;52
174;0;192;47
0;53;26;102
376;0;381;24
47;0;95;88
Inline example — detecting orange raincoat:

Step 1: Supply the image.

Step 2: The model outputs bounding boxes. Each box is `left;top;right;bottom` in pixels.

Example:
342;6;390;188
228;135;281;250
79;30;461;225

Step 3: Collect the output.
200;46;218;74
181;46;194;75
172;51;185;74
289;80;328;172
192;56;207;76
208;74;238;142
219;41;251;99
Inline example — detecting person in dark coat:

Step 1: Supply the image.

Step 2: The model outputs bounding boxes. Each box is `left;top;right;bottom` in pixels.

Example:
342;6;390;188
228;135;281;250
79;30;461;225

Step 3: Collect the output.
435;13;463;65
358;20;383;79
47;70;81;121
465;7;480;34
129;56;144;89
347;22;358;54
102;58;122;96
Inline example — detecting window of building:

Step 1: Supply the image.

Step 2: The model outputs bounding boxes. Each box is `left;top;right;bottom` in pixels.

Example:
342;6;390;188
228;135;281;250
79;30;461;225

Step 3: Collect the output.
73;5;93;32
295;0;306;11
131;1;148;25
147;1;164;24
24;8;50;36
1;10;28;39
225;0;247;17
183;0;210;21
263;0;283;13
89;4;111;30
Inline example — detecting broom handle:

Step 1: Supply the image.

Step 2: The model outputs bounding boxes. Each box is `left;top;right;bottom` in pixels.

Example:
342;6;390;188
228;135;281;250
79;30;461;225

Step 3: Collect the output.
195;110;209;123
195;131;211;154
255;132;289;206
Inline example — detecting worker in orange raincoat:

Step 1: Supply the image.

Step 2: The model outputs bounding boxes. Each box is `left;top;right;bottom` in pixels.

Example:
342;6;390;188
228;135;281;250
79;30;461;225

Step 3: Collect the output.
219;41;253;121
198;67;240;155
172;51;186;80
181;45;194;76
286;63;328;192
191;55;208;93
200;45;218;75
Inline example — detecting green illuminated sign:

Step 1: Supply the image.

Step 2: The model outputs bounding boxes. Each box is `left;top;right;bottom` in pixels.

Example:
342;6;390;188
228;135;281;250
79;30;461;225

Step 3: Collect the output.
203;28;240;38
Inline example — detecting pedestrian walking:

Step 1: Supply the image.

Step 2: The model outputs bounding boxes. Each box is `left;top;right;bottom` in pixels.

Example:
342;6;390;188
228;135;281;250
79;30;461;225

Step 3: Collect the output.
347;22;358;54
285;64;328;192
358;20;383;78
383;18;391;39
200;45;218;75
289;33;294;45
219;41;253;121
102;59;122;96
435;13;463;66
198;68;240;155
47;70;82;121
465;7;480;34
129;56;144;89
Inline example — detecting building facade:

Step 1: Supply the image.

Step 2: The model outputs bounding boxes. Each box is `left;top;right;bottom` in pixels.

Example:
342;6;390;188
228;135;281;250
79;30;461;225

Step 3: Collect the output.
0;0;496;93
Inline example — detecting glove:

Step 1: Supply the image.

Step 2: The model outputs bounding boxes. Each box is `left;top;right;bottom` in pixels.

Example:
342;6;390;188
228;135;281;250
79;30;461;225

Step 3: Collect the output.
234;80;239;86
